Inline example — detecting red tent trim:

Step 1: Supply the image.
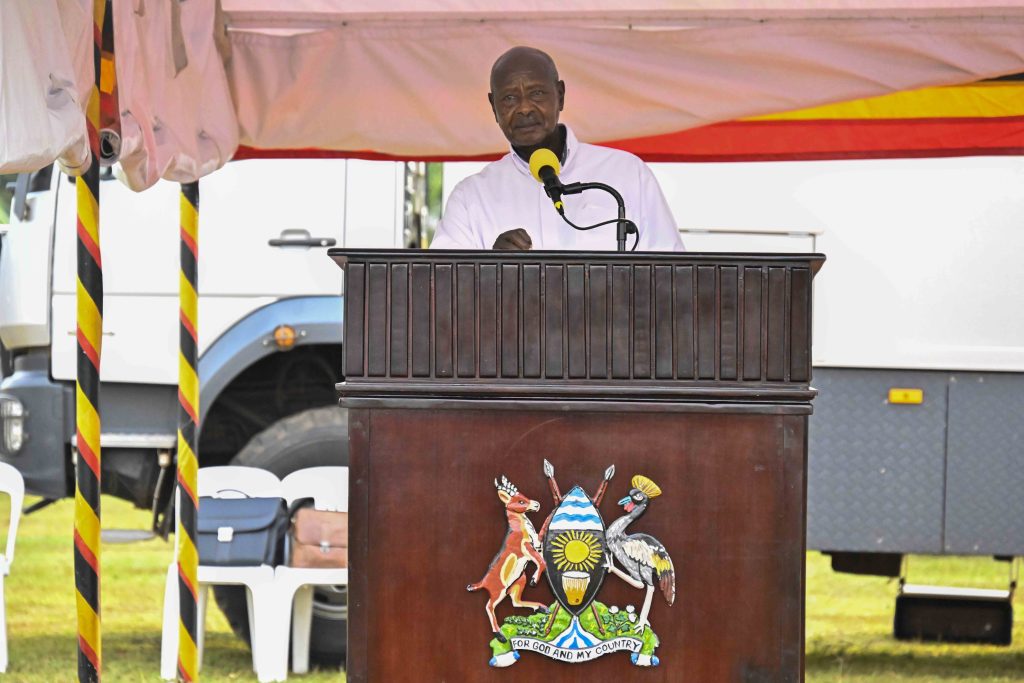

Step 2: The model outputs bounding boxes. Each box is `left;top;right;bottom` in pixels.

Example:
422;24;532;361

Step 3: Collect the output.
234;115;1024;163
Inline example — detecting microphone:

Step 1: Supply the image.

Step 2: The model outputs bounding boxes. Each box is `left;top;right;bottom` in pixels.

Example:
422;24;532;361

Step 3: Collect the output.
529;148;637;251
529;148;564;214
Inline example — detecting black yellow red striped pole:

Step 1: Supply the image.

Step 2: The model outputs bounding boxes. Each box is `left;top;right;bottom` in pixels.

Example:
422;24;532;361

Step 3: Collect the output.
74;1;106;681
177;182;200;682
98;0;119;164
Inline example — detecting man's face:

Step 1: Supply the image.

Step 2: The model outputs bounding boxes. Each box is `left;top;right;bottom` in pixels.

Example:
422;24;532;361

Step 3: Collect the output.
489;66;564;149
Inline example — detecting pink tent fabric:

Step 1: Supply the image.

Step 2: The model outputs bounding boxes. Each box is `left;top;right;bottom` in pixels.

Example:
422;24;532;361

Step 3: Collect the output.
3;0;1024;186
226;5;1024;157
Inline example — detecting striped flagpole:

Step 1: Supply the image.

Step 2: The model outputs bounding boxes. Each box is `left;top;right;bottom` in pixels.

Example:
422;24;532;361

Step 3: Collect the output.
177;182;201;682
74;1;107;680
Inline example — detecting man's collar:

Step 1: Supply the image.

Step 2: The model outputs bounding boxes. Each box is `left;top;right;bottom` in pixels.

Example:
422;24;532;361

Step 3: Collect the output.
510;124;578;177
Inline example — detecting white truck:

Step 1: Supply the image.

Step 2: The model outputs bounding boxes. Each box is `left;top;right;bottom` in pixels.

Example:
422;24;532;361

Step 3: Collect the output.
657;156;1024;642
3;153;1022;654
0;158;407;665
455;155;1024;638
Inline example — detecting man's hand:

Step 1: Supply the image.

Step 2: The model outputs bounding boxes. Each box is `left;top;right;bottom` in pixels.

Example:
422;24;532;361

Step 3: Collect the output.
492;228;533;251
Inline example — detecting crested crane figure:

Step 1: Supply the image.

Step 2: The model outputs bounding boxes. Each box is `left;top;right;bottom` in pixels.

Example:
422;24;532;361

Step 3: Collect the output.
604;475;676;634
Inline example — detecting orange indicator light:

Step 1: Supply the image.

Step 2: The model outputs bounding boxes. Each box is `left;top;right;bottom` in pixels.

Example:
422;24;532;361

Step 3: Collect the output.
273;325;297;350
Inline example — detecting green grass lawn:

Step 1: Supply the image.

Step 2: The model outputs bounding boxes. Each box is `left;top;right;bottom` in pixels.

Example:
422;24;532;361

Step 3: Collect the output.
806;552;1024;682
1;495;344;682
0;493;1020;681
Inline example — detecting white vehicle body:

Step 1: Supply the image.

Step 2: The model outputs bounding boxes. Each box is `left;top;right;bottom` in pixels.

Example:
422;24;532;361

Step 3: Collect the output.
2;158;404;383
0;157;406;506
446;155;1024;374
657;156;1024;559
653;156;1024;374
446;154;1024;560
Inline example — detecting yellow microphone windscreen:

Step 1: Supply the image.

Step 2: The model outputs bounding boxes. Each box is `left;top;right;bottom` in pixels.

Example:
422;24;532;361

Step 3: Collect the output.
529;148;561;183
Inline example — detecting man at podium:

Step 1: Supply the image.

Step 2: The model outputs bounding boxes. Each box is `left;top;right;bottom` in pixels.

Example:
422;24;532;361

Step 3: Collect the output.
431;46;684;252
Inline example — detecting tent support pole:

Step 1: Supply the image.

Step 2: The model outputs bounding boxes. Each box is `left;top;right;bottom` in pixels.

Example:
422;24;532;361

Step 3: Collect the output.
177;181;201;682
74;1;107;680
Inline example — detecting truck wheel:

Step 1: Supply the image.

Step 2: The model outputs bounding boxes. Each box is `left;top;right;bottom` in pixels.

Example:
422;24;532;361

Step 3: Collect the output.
212;405;349;668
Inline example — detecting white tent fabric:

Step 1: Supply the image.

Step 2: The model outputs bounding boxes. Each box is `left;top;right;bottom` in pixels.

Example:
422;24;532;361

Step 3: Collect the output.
114;0;237;190
3;0;1024;182
0;0;91;175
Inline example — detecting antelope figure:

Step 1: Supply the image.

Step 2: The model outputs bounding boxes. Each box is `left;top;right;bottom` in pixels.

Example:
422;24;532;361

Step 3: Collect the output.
467;476;548;642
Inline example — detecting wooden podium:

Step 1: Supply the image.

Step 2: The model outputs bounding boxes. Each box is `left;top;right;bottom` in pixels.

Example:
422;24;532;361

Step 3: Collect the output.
330;249;824;683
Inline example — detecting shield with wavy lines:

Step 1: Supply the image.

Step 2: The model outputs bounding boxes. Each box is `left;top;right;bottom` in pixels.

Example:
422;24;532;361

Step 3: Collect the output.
543;485;607;615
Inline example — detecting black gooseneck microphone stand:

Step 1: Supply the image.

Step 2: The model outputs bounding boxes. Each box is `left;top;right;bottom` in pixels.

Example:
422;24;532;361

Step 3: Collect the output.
558;181;636;252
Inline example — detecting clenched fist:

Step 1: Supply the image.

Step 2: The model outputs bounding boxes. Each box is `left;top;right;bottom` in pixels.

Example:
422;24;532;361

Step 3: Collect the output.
492;228;533;251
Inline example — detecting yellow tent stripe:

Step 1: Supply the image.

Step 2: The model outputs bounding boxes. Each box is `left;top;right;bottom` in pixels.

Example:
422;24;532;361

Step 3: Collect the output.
176;433;197;465
180;197;199;241
76;591;101;656
176;434;198;484
76;180;100;245
75;384;101;451
178;353;199;406
87;82;100;127
76;280;103;356
177;623;198;672
100;59;115;95
179;273;198;327
747;82;1024;122
74;491;102;546
178;534;199;571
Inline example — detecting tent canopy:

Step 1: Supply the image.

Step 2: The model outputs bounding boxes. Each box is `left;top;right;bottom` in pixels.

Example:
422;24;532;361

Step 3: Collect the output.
2;0;1024;187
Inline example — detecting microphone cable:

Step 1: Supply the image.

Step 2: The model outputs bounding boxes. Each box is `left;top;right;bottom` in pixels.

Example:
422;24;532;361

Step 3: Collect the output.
559;215;641;251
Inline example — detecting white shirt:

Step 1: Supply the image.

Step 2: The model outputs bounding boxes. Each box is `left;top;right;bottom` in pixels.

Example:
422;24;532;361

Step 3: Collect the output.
431;126;683;251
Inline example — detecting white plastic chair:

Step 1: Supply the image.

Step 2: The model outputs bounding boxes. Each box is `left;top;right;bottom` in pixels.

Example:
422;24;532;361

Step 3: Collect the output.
269;466;349;681
161;466;284;682
0;463;24;673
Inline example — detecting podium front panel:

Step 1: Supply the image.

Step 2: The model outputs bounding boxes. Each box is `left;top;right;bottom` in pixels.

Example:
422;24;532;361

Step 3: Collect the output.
332;250;824;683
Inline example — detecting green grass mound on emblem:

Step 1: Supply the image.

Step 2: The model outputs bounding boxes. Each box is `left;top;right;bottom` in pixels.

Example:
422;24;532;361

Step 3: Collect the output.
490;601;659;657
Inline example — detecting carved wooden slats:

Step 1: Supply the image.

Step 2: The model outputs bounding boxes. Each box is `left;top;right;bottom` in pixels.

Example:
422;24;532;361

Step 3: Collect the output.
611;265;631;380
720;266;739;381
790;267;812;382
478;265;498;378
544;265;564;379
654;266;674;379
674;265;696;380
633;265;652;379
522;265;542;379
389;264;408;377
696;266;717;380
366;264;388;377
410;264;431;377
500;264;519;378
335;253;819;388
434;264;454;378
566;265;587;379
344;263;365;378
766;267;788;381
743;267;763;381
456;264;475;378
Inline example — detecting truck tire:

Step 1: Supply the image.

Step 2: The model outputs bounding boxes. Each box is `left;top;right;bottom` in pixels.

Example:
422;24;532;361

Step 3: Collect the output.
212;405;349;668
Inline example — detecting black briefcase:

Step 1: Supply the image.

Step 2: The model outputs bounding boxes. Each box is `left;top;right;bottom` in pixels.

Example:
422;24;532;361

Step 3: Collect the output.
196;496;288;567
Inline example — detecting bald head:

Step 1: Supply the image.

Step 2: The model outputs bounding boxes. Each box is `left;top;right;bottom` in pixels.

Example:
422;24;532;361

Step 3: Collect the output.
488;46;565;156
490;47;559;93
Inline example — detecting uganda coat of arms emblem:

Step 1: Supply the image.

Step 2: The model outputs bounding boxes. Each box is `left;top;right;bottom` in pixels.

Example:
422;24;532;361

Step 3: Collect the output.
468;460;675;668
